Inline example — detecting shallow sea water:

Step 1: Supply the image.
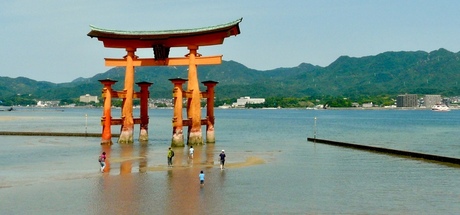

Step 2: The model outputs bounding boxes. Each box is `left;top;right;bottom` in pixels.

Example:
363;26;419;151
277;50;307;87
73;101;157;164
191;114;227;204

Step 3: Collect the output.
1;108;460;214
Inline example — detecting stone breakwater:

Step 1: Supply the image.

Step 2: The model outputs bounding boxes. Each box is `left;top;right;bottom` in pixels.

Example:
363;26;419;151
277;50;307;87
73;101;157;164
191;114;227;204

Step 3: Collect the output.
0;131;120;137
307;137;460;166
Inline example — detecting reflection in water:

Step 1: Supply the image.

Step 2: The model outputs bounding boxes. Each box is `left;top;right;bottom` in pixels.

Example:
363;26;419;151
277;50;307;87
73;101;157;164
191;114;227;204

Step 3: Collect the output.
192;145;201;166
166;168;202;215
172;147;184;167
219;168;226;186
165;143;222;214
93;173;144;214
93;141;227;214
104;142;149;175
120;144;133;174
92;142;152;214
205;143;215;166
139;142;148;173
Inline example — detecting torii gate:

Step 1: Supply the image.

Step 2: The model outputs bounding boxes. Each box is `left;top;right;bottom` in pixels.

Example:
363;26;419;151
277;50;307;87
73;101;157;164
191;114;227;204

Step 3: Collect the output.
87;18;242;146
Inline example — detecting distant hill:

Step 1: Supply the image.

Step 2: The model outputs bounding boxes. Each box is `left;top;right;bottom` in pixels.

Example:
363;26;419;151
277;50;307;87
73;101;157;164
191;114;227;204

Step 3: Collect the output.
1;48;460;100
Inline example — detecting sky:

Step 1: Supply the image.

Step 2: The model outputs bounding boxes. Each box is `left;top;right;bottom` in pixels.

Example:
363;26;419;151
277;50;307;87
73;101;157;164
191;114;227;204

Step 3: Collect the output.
1;0;460;83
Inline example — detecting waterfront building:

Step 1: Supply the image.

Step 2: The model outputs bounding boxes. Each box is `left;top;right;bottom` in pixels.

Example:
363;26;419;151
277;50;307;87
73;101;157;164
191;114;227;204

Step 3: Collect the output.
396;94;418;107
232;96;265;108
79;94;99;103
362;102;373;108
424;95;442;108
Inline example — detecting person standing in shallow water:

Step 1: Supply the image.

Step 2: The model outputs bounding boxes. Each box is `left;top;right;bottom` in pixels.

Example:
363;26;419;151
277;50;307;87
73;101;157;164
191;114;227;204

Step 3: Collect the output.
189;146;194;159
167;147;174;167
219;150;226;170
199;170;205;186
99;152;107;173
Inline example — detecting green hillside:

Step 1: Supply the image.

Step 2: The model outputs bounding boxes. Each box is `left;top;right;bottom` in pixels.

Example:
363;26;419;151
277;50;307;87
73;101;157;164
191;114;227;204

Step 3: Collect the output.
1;49;460;103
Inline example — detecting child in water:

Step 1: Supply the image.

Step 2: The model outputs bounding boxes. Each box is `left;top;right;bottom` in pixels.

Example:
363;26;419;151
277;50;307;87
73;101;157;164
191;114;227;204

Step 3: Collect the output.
99;152;106;173
199;170;205;186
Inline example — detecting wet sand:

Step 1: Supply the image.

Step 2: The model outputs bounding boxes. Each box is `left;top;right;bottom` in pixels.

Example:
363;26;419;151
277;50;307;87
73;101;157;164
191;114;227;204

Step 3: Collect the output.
106;156;266;172
0;116;17;121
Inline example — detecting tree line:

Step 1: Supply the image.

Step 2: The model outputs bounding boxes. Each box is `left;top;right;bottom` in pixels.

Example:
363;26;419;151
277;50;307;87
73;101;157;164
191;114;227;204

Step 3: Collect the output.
1;93;397;108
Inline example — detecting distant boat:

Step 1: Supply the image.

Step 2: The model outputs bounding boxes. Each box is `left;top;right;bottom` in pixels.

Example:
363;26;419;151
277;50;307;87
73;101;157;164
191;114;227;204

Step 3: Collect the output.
431;104;450;112
217;104;231;109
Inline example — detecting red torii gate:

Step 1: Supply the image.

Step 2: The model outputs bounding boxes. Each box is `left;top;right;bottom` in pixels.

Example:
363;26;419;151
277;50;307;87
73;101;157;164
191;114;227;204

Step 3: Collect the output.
87;18;242;146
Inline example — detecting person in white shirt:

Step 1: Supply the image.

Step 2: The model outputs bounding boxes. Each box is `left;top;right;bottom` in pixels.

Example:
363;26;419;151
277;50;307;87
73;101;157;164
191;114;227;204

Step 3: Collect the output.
189;146;194;159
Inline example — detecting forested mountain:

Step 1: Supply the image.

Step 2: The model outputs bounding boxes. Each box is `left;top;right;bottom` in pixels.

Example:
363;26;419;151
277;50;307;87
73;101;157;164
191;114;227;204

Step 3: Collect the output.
1;48;460;101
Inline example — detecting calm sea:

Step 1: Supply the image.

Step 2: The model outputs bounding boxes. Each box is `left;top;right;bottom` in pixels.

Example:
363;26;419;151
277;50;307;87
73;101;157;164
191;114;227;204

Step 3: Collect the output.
1;107;460;214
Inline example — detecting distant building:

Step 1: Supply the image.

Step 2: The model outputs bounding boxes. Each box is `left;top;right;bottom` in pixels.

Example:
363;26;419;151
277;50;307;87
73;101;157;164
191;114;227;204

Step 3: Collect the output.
396;94;418;107
424;95;442;108
362;102;373;108
36;101;45;107
232;96;265;108
36;100;60;107
80;94;99;103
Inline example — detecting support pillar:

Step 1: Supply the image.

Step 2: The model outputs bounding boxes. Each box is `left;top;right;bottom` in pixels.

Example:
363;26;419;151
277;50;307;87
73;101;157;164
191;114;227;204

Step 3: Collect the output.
202;81;218;143
186;46;203;145
136;81;153;142
99;79;118;145
119;48;136;144
169;78;188;147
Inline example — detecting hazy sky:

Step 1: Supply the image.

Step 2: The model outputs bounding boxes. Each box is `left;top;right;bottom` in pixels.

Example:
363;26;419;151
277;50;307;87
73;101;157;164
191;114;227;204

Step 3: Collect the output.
1;0;460;83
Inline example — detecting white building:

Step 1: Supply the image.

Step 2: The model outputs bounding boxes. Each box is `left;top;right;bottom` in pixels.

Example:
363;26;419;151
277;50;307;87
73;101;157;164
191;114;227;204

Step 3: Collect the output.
36;100;60;107
232;96;265;108
80;94;99;103
362;102;373;108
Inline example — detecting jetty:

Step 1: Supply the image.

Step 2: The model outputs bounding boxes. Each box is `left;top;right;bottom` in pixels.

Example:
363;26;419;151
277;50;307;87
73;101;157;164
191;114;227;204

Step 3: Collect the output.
0;131;119;137
307;137;460;165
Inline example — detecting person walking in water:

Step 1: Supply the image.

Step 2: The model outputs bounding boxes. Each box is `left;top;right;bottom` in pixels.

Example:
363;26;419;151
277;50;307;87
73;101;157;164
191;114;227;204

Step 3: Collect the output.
99;152;107;173
219;150;226;170
199;170;205;186
167;147;174;167
189;146;194;159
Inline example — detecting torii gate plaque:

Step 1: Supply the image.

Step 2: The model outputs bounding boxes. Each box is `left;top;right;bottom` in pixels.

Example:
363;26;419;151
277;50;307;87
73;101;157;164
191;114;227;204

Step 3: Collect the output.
88;18;242;145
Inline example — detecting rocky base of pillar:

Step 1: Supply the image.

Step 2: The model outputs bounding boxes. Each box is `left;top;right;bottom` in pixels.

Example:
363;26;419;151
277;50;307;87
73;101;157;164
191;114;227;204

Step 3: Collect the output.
188;131;204;146
171;133;184;147
206;130;215;143
139;129;148;142
118;129;134;144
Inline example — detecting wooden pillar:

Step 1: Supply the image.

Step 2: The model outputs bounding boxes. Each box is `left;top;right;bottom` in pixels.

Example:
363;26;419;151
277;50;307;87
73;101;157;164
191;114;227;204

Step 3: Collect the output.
202;81;218;143
186;46;203;145
119;48;136;144
136;81;153;142
169;78;187;147
99;79;117;145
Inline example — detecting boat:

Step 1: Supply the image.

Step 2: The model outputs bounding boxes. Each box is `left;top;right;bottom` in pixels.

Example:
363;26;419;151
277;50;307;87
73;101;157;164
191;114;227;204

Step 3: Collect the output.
431;104;450;112
217;105;231;109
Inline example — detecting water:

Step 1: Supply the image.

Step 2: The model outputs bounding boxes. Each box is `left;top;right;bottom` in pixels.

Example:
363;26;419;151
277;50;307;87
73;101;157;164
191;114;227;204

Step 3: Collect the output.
1;108;460;214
